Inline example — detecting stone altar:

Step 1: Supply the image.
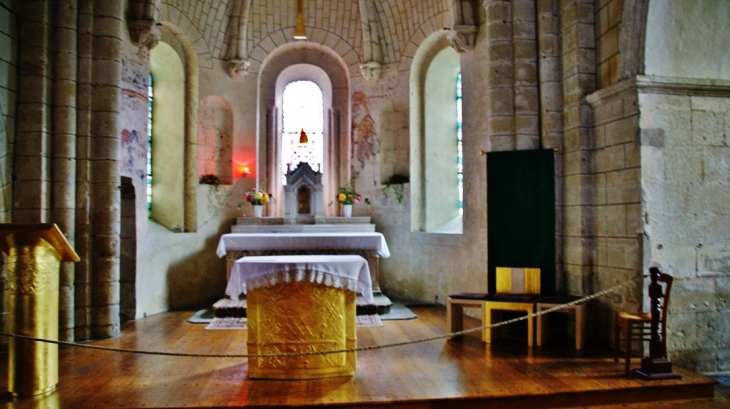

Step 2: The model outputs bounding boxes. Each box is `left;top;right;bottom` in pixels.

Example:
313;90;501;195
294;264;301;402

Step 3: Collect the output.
223;162;392;313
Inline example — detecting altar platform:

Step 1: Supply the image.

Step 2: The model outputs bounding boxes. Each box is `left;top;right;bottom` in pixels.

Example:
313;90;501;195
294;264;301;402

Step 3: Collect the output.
0;305;723;409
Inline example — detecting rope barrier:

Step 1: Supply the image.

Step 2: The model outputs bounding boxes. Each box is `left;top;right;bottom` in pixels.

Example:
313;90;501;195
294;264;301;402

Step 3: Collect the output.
0;274;647;359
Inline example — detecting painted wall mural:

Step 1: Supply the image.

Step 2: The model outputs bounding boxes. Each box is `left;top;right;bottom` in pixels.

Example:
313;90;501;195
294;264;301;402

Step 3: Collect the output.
120;47;150;181
351;90;380;177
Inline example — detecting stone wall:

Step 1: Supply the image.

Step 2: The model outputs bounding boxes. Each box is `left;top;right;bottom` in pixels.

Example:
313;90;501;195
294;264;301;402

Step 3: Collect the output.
586;80;642;344
594;0;620;87
638;77;730;372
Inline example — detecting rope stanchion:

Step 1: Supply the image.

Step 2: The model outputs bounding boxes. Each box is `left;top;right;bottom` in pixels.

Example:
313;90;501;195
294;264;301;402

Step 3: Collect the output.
0;275;647;360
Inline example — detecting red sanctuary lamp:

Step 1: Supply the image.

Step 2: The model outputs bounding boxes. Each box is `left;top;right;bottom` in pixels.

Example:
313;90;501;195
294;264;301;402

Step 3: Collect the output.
237;165;252;178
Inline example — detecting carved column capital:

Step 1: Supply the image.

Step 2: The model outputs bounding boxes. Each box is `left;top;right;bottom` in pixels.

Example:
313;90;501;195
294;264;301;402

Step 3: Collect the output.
227;58;251;80
129;19;160;50
448;25;477;53
359;61;382;84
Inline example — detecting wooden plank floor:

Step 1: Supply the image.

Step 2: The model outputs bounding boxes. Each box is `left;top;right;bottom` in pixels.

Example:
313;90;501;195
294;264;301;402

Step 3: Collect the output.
0;305;724;409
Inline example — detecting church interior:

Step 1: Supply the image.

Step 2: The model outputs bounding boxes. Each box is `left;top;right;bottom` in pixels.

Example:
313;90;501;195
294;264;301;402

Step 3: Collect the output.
0;0;729;407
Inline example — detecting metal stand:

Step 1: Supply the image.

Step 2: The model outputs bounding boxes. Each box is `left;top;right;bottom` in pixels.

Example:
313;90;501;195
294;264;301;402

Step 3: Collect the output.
633;267;681;380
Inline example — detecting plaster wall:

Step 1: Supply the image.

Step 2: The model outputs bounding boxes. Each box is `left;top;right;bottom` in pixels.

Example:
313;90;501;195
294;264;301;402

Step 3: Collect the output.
645;0;730;80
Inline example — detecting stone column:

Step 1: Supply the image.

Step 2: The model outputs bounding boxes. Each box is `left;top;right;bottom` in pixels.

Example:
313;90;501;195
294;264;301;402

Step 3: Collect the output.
74;0;94;341
52;0;79;343
537;0;564;287
559;0;595;295
484;0;515;151
14;0;52;223
89;0;123;339
513;0;540;150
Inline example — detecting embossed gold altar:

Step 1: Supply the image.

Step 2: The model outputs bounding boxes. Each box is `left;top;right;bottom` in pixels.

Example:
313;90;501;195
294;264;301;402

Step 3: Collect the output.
227;254;373;379
0;224;79;397
247;281;357;379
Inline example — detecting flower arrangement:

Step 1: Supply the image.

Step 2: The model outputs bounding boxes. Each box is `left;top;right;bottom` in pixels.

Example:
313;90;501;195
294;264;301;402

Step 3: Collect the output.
337;185;362;205
243;188;274;206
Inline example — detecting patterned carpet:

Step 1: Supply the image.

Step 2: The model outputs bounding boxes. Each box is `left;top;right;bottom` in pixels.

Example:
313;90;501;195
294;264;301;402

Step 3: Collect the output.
202;314;383;330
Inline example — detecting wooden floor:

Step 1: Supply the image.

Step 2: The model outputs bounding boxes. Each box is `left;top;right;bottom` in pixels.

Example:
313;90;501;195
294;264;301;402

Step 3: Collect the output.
0;305;725;409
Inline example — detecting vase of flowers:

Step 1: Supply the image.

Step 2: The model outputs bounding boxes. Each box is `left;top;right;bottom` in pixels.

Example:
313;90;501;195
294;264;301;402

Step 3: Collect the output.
253;205;263;218
242;187;274;218
337;184;361;217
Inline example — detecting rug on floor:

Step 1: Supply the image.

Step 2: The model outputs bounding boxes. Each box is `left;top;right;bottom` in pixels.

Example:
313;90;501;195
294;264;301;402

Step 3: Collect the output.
202;314;383;330
188;302;416;323
205;317;247;330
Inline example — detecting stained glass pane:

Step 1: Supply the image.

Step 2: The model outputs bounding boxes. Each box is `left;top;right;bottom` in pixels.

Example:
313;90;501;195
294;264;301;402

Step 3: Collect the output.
281;81;324;184
456;73;463;215
147;74;153;216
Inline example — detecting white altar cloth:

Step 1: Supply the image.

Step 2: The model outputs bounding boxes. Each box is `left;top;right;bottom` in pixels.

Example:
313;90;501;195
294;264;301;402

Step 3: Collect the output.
226;255;375;303
216;232;391;258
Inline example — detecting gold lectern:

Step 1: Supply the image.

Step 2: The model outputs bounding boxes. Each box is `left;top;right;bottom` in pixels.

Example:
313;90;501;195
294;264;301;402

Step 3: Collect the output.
0;224;80;397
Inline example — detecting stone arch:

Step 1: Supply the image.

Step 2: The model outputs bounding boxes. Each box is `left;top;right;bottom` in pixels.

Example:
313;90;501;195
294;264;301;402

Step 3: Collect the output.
247;28;362;77
257;42;352;216
398;13;451;72
158;3;213;69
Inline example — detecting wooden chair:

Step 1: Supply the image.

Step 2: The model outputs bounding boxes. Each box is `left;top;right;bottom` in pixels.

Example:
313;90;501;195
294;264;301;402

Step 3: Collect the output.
483;267;541;346
614;271;674;374
536;294;586;350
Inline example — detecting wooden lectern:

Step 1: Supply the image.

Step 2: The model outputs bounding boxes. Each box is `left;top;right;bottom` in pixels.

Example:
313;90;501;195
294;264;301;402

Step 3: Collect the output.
0;224;80;397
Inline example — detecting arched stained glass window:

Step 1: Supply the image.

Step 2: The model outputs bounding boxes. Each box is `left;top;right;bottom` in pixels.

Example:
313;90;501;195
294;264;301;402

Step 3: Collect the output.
147;74;153;216
281;80;324;184
457;72;463;215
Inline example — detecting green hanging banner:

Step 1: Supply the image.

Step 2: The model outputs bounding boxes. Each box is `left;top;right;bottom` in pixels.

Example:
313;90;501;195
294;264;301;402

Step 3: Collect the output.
487;149;556;295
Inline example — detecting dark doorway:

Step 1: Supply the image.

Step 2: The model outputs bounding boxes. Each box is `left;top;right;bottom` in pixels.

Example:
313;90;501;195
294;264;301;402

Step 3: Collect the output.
120;177;137;322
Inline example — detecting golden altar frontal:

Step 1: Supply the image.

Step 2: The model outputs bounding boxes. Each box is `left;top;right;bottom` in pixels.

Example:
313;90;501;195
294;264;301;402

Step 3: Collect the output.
229;255;373;379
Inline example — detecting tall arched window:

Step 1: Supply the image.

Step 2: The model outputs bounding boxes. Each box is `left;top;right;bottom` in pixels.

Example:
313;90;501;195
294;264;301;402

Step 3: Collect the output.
263;62;342;217
147;74;153;216
456;72;463;216
411;32;463;234
149;41;185;231
281;80;324;184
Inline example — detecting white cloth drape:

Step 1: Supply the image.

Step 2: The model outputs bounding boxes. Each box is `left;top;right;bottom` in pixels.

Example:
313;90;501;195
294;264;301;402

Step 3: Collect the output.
226;255;375;304
216;232;391;258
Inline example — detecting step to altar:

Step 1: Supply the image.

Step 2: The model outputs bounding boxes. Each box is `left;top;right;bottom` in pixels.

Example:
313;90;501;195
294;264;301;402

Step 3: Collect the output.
213;294;393;318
